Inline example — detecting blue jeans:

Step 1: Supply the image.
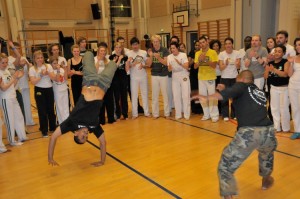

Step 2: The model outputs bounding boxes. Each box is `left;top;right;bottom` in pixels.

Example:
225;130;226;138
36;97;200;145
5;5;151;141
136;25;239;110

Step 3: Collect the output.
82;51;117;92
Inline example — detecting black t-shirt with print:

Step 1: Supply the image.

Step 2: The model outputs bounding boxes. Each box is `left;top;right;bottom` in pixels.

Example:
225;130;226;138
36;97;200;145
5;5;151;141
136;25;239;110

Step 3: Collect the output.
60;95;104;138
267;59;289;86
148;47;169;76
220;82;273;128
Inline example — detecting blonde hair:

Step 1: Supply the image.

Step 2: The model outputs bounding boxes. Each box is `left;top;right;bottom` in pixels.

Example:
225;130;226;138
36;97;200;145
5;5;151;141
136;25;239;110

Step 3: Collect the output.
0;53;8;62
151;35;161;42
71;44;80;52
114;42;125;55
33;50;45;70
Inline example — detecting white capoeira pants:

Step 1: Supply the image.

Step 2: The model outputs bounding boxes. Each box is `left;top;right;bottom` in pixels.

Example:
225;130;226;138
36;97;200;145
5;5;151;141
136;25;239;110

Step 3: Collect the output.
172;72;190;119
53;88;70;124
1;98;27;144
198;79;219;120
21;88;35;125
0;118;6;149
151;75;169;117
289;87;300;132
167;76;174;112
130;76;150;117
270;85;290;132
254;77;265;90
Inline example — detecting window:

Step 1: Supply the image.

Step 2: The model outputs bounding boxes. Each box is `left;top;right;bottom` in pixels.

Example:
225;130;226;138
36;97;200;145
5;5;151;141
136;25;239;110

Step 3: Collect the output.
110;0;131;17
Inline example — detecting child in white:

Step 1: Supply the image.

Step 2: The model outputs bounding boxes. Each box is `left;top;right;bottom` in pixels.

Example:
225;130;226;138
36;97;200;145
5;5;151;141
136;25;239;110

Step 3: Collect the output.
50;57;69;124
127;38;150;118
167;43;190;120
0;53;27;145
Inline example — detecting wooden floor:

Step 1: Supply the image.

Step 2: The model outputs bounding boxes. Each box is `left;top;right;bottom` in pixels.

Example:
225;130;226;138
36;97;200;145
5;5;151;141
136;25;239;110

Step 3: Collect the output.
1;78;300;199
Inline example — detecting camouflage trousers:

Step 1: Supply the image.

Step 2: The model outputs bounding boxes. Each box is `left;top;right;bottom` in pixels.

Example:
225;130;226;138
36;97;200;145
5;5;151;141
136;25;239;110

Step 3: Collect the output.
218;125;277;197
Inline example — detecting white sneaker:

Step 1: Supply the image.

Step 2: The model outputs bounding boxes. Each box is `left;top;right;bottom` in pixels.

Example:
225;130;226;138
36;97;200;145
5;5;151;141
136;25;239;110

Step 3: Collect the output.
43;135;49;138
212;118;219;123
0;147;8;153
224;117;229;122
10;142;23;146
20;137;29;142
201;117;210;121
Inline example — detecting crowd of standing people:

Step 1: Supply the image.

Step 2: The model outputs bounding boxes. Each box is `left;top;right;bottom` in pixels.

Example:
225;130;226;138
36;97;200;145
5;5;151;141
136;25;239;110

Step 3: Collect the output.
1;30;300;199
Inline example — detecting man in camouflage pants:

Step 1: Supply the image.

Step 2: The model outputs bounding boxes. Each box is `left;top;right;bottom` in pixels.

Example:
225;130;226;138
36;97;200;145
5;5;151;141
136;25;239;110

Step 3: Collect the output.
193;70;277;199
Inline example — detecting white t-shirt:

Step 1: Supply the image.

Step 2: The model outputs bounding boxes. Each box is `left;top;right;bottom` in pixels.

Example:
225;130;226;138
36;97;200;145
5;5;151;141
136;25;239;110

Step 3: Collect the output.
215;63;221;76
7;56;20;90
52;68;68;91
18;57;30;89
238;48;247;71
29;64;53;88
289;62;300;89
58;56;68;67
167;52;189;75
94;57;109;74
10;56;31;89
0;69;16;99
127;49;148;79
219;50;242;78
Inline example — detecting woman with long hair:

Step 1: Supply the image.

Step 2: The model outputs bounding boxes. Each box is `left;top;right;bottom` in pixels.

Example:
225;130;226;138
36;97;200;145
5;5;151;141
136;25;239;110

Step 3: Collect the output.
109;42;129;120
67;44;83;106
95;42;115;124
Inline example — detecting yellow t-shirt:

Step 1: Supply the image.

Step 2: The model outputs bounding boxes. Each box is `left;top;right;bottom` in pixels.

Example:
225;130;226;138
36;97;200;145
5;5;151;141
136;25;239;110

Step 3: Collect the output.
194;49;218;80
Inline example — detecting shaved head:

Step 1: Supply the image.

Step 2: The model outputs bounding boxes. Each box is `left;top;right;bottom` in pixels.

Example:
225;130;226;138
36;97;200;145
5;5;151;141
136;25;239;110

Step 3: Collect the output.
236;70;254;83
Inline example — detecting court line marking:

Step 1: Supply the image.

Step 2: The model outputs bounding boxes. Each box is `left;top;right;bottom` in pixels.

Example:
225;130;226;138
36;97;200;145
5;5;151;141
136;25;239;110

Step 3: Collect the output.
87;140;182;199
170;118;300;159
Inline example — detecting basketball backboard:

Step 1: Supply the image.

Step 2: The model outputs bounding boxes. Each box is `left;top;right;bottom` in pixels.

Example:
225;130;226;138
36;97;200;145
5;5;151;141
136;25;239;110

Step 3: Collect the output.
172;10;189;27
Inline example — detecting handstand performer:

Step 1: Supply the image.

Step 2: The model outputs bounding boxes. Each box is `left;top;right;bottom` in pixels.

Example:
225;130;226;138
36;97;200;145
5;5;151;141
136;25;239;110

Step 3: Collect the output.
48;51;117;167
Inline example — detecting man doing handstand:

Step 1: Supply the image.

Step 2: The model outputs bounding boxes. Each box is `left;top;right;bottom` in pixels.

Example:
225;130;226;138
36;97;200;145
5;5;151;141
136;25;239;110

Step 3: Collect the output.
48;50;117;167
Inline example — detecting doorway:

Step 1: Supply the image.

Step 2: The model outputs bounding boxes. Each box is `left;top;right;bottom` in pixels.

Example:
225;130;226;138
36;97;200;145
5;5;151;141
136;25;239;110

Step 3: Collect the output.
186;31;198;54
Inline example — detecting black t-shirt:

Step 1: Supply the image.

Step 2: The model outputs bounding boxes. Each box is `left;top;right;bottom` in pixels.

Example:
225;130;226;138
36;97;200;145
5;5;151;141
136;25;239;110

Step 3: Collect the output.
109;54;128;70
220;82;273;128
188;50;196;59
267;59;289;86
60;95;104;138
109;54;128;79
